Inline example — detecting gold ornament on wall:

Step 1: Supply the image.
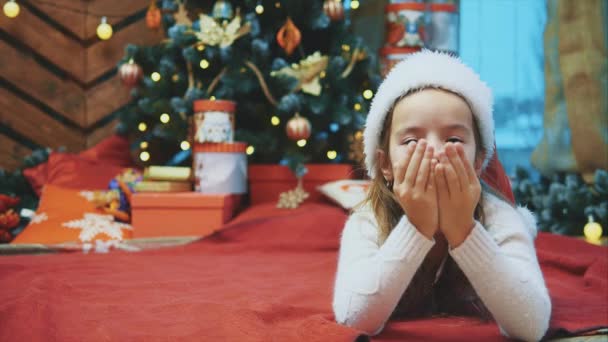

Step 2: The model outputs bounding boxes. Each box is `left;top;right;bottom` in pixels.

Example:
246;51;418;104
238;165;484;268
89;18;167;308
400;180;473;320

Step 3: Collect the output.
271;52;329;96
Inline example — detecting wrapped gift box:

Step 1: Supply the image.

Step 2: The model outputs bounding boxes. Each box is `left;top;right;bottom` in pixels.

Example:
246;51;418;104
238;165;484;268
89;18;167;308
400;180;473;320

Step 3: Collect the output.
248;164;353;205
193;142;247;194
131;192;241;238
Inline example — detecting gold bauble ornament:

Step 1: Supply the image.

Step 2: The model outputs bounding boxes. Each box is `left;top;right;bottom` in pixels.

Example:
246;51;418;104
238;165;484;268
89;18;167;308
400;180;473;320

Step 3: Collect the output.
584;216;603;242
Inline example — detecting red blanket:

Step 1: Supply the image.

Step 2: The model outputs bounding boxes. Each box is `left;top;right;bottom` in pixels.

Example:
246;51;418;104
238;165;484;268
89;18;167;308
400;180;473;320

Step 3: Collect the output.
0;203;606;341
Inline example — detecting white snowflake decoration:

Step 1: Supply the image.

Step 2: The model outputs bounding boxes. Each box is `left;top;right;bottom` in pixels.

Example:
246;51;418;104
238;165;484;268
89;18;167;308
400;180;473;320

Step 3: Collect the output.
30;212;48;224
62;213;132;242
78;190;95;201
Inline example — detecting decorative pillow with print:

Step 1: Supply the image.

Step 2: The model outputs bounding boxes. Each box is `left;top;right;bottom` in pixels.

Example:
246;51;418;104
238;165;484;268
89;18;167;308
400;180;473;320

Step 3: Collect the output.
11;185;133;246
318;179;371;210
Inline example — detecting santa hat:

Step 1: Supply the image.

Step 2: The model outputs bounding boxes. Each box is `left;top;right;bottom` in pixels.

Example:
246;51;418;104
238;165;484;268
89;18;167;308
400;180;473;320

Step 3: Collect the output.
364;50;494;179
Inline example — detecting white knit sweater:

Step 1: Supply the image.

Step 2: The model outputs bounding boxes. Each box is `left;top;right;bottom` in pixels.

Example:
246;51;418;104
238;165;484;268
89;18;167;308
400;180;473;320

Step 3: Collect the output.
333;193;552;341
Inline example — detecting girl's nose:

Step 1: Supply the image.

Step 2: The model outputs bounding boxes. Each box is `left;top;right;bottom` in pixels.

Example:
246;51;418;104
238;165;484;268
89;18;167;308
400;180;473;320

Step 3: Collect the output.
426;139;444;158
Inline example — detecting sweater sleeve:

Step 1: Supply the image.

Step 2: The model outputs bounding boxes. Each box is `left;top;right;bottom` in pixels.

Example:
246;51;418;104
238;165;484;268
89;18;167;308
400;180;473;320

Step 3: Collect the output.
448;197;552;342
332;210;435;335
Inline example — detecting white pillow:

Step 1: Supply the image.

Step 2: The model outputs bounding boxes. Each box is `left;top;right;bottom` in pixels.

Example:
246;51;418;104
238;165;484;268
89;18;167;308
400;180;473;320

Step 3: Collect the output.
318;179;371;209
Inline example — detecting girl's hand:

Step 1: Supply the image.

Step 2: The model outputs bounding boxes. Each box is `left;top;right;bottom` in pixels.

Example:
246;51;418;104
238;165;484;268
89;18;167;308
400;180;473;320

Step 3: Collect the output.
393;140;439;240
434;142;481;247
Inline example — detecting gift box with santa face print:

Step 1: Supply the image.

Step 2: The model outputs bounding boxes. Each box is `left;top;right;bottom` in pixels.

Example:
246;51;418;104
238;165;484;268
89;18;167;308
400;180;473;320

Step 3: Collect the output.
193;142;247;194
191;100;236;144
384;2;426;49
427;0;460;54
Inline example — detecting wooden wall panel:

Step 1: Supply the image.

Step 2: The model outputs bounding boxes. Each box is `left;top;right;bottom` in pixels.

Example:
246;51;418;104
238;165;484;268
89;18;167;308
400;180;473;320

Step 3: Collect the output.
0;5;86;81
0;88;85;152
0;135;32;172
0;40;86;126
0;0;163;171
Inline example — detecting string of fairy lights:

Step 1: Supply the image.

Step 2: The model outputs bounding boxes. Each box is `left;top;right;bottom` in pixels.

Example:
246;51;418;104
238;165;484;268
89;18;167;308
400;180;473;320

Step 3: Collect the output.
2;0;361;41
3;0;369;163
2;0;118;39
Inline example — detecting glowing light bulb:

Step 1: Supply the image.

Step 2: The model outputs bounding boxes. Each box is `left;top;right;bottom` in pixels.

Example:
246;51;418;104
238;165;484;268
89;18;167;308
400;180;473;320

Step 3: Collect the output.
342;44;350;52
271;116;280;126
138;122;147;132
297;139;307;147
160;113;170;123
180;141;190;150
363;89;373;100
151;72;161;82
197;44;205;51
210;96;216;100
139;151;150;162
354;103;362;111
199;59;210;69
255;4;264;14
246;146;255;155
96;16;113;40
275;2;281;8
3;0;19;18
327;150;337;160
139;141;148;149
584;216;603;244
351;0;360;10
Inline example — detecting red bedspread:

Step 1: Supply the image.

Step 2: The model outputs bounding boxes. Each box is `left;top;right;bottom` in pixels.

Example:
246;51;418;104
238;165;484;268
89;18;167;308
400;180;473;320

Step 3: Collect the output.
0;203;606;341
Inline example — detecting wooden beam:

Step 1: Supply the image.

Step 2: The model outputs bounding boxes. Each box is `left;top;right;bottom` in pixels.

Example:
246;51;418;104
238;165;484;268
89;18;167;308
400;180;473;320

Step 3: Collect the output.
0;40;86;127
84;0;151;40
86;118;119;148
25;0;87;40
0;5;86;82
0;88;85;152
86;74;131;127
85;18;164;83
0;134;32;172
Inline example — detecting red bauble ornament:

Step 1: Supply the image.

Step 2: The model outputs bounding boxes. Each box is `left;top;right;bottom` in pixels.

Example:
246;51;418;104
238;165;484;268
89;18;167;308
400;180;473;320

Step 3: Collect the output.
286;114;311;141
323;0;344;21
146;1;162;30
119;59;143;87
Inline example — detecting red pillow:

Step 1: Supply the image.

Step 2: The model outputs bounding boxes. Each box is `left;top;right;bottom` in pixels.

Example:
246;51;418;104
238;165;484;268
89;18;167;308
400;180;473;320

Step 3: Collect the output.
47;153;127;189
79;134;135;167
23;162;48;196
23;135;136;195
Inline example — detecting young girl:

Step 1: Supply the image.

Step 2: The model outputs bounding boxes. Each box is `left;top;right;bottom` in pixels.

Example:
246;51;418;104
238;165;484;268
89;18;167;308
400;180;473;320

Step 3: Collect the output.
333;50;551;341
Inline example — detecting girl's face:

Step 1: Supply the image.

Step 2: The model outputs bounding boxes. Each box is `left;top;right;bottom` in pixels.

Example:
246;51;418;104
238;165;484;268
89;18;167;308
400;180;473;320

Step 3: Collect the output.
382;88;483;180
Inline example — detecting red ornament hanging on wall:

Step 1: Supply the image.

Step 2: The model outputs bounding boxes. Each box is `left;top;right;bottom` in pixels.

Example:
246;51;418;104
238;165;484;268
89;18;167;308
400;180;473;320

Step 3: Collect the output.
119;59;143;87
146;1;162;29
276;17;301;56
323;0;344;21
286;113;311;141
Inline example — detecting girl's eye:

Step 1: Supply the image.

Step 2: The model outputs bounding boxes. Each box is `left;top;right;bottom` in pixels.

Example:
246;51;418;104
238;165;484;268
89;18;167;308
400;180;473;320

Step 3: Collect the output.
447;137;463;143
402;139;417;145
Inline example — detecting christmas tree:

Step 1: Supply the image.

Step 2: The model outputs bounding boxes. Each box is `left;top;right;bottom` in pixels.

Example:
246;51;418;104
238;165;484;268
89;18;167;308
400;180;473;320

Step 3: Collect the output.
116;0;381;173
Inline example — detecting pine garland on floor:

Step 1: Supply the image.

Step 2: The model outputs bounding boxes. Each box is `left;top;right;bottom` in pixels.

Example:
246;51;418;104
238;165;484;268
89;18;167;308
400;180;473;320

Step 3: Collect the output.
512;167;608;236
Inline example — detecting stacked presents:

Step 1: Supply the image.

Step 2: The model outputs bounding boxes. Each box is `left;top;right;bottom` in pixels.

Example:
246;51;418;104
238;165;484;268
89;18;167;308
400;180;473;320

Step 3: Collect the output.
380;0;460;76
131;100;247;238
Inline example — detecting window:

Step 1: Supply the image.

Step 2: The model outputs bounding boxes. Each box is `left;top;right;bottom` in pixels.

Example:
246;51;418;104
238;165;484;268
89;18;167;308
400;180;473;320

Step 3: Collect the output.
460;0;547;176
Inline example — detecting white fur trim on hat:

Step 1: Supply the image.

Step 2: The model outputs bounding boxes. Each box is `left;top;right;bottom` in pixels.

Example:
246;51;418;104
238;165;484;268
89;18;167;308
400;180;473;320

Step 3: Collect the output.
364;50;495;179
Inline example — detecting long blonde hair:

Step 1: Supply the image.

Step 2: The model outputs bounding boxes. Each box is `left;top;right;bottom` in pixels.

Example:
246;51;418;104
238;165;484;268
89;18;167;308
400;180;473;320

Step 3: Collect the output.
364;88;487;244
